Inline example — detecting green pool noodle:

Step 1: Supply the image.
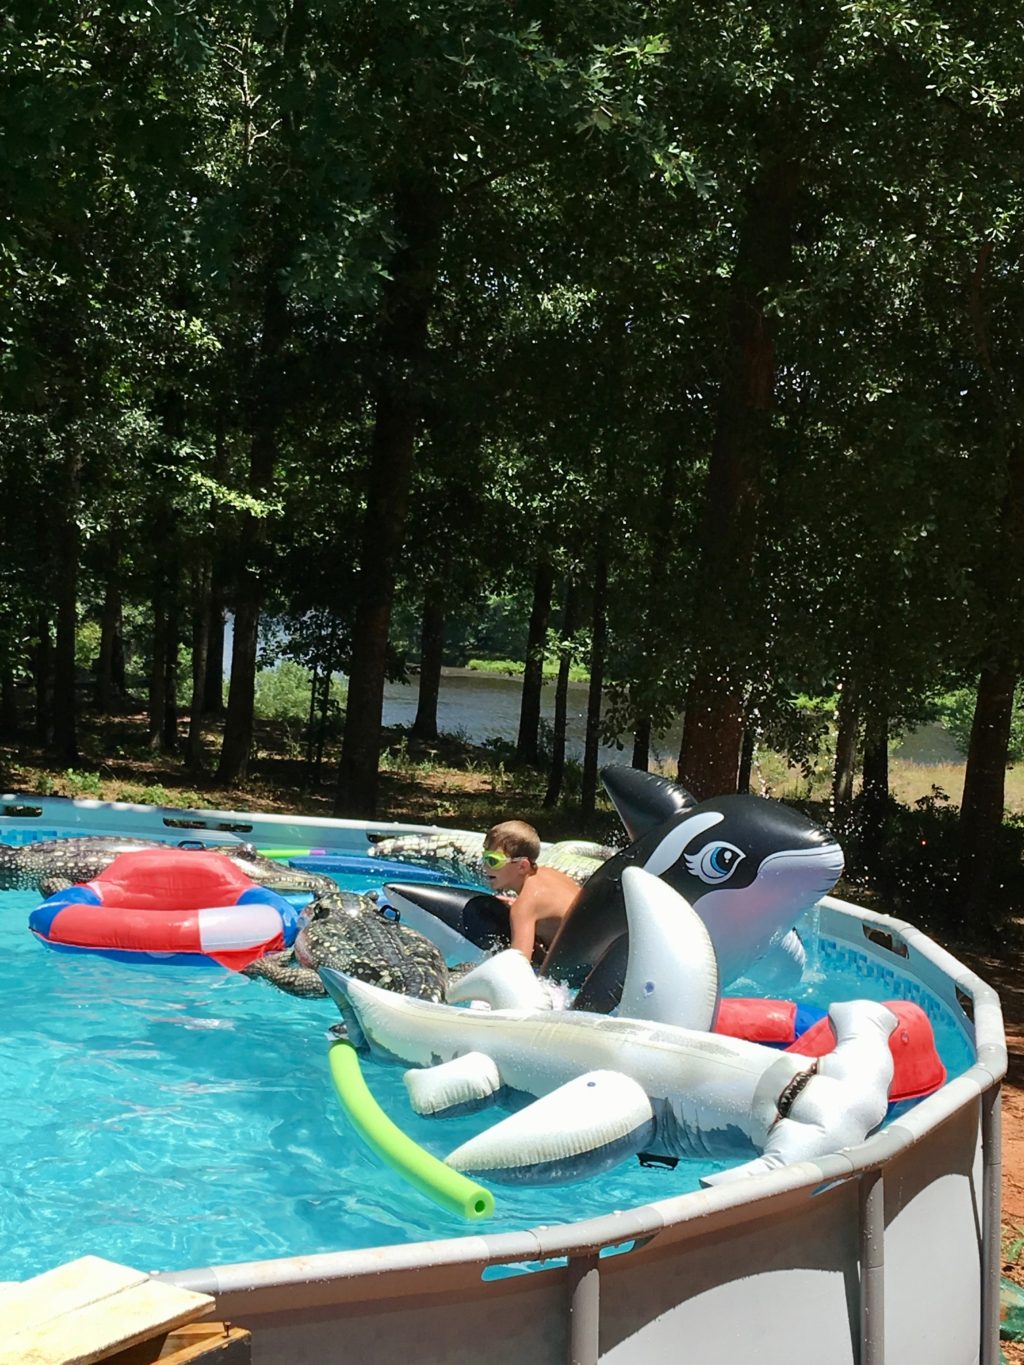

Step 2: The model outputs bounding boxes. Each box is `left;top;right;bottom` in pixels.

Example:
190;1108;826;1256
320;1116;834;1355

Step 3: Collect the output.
259;847;321;860
328;1040;495;1221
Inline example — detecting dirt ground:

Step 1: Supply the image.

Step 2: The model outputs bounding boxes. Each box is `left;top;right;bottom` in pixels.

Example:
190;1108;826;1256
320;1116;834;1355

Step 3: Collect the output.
952;946;1024;1361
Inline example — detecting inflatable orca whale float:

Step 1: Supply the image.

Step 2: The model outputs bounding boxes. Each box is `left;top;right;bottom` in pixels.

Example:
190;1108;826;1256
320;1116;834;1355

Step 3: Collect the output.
321;867;897;1187
384;765;843;1004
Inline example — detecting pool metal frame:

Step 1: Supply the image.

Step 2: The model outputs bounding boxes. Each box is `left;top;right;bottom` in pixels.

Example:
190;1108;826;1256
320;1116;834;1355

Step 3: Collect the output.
2;793;1006;1365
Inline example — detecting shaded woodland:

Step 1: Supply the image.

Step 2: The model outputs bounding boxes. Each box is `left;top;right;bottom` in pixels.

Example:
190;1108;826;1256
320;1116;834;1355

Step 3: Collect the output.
1;3;1022;928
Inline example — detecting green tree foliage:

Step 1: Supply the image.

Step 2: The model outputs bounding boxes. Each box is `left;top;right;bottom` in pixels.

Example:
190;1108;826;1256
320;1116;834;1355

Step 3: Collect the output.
2;1;1024;917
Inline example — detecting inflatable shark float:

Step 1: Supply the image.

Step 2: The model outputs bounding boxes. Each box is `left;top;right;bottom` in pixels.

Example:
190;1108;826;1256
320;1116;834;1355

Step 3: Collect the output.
383;765;842;1005
321;867;897;1187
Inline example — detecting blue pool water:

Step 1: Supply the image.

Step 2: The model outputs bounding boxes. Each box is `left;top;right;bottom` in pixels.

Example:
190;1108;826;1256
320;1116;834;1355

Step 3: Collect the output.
0;879;975;1282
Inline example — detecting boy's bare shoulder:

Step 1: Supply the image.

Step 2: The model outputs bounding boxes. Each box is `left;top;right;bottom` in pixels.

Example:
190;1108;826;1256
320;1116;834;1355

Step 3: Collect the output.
535;864;578;889
531;864;580;908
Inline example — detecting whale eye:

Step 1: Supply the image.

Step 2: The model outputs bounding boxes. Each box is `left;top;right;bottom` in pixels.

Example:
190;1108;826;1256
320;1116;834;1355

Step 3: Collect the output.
686;841;745;884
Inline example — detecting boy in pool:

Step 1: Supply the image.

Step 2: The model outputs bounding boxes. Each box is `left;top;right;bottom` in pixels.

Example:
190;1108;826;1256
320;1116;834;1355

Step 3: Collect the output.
481;820;580;964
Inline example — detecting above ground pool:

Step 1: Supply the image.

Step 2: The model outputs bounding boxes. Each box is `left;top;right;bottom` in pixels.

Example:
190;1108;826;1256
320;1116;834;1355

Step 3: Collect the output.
0;795;1005;1365
0;867;974;1280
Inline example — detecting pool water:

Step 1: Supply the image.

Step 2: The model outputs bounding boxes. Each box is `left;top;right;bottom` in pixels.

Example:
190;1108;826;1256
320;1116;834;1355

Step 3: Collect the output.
0;880;974;1282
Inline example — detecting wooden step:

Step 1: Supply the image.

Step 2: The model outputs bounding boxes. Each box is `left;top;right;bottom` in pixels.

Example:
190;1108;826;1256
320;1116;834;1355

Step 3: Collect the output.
105;1323;250;1365
0;1256;219;1365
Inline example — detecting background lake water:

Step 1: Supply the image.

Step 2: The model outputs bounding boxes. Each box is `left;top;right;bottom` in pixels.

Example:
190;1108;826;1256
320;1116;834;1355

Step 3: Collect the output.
381;669;965;767
381;669;641;764
225;615;962;766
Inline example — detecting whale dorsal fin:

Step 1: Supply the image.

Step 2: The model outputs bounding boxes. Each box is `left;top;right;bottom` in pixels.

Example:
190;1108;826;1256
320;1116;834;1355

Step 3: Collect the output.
600;765;698;843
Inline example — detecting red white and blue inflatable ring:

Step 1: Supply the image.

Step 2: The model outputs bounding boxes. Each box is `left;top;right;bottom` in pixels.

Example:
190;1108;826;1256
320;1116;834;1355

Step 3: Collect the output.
29;849;305;970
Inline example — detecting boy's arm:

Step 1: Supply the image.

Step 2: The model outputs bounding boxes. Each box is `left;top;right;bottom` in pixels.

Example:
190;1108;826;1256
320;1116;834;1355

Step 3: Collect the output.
509;897;539;959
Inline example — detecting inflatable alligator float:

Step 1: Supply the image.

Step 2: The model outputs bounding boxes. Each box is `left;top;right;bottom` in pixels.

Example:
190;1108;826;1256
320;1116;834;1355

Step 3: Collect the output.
369;833;616;889
244;889;448;1002
0;836;336;900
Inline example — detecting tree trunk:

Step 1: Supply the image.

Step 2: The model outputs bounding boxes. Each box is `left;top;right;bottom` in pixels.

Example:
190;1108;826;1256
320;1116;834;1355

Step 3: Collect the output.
313;655;335;773
147;501;180;754
543;585;580;808
0;664;17;737
958;666;1016;925
186;555;212;771
858;699;890;872
737;723;756;795
148;594;168;749
677;681;743;799
111;620;126;698
161;587;179;753
677;156;800;800
217;249;289;784
631;718;651;772
51;441;82;763
33;611;54;743
335;178;443;817
305;659;321;770
580;549;608;818
516;559;555;766
957;244;1024;927
96;574;123;714
831;679;861;825
218;597;261;779
630;448;678;772
411;591;445;742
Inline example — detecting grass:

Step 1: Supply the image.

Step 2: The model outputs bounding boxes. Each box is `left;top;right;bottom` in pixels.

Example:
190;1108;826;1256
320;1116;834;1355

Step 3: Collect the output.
742;752;1024;818
466;657;590;684
0;707;617;842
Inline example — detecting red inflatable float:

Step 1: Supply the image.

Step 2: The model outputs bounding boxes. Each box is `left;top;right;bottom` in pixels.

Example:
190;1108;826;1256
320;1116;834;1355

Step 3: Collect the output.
29;849;304;970
785;999;946;1102
713;997;946;1103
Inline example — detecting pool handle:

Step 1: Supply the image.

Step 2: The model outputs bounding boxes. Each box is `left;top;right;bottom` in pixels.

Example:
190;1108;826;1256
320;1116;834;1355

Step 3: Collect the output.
327;1040;495;1221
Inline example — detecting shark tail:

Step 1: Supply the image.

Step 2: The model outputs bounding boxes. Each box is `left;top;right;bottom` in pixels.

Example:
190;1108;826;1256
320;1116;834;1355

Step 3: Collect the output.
318;966;368;1049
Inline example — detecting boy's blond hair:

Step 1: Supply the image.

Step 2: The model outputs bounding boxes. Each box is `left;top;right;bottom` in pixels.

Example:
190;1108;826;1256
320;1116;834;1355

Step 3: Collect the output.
485;820;540;864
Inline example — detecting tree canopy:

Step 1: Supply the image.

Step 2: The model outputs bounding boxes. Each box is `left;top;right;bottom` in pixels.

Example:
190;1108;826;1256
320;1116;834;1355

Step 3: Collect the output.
1;0;1022;916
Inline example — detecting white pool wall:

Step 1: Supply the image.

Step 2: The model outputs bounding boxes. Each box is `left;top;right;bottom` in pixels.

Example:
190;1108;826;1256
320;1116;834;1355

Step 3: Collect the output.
2;794;1006;1365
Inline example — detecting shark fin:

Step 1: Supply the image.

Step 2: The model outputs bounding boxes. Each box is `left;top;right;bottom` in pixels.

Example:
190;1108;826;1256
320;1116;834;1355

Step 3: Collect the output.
601;765;698;843
404;1052;502;1116
445;1070;656;1185
618;866;720;1030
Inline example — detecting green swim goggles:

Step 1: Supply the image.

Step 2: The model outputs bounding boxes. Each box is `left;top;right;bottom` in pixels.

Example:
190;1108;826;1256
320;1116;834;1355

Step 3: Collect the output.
481;848;512;869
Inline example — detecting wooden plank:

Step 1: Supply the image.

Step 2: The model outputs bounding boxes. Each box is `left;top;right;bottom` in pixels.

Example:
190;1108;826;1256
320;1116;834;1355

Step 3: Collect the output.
0;1267;214;1365
1;1258;151;1336
106;1323;251;1365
